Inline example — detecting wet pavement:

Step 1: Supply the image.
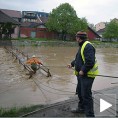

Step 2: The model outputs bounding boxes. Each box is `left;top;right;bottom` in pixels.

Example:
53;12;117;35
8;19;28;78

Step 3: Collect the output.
22;86;118;117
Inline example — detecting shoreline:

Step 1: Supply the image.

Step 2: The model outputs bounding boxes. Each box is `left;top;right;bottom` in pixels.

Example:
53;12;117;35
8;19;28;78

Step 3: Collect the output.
11;40;118;48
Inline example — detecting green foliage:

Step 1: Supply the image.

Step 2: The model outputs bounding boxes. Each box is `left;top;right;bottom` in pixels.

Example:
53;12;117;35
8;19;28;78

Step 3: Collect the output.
103;20;118;39
46;3;88;40
0;105;44;117
0;22;15;39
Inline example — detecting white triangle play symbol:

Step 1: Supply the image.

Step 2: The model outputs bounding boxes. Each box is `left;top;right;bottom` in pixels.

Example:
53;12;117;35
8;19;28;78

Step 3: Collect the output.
100;98;112;112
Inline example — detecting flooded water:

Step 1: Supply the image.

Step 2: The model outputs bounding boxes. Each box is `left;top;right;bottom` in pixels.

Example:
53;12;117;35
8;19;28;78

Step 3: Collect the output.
0;47;118;108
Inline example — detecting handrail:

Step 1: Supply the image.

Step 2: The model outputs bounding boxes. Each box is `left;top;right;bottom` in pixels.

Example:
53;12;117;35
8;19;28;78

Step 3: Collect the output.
4;46;51;77
4;46;34;78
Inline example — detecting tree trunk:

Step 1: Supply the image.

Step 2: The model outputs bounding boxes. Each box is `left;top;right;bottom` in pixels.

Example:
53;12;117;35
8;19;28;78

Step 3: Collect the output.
61;31;66;40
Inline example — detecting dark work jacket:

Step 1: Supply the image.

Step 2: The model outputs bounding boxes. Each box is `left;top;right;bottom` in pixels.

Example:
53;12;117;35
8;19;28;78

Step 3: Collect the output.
71;40;95;75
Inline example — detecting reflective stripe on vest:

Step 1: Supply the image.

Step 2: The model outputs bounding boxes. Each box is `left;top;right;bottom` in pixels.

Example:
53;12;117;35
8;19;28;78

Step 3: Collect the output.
81;41;99;78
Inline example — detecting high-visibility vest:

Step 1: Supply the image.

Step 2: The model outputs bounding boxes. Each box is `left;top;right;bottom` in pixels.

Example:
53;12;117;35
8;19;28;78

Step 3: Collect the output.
74;41;99;78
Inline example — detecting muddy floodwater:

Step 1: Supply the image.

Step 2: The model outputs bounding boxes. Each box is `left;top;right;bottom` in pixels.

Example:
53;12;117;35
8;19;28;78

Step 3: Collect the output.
0;46;118;108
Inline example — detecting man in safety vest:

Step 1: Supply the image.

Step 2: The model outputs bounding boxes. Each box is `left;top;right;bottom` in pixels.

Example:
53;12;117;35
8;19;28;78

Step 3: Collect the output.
26;55;43;74
68;31;98;117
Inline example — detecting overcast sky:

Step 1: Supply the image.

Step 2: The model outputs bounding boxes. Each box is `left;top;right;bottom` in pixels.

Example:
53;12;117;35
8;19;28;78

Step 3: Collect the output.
0;0;118;24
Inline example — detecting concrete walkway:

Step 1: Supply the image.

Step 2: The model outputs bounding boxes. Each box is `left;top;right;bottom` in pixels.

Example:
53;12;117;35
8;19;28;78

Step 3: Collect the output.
22;86;118;117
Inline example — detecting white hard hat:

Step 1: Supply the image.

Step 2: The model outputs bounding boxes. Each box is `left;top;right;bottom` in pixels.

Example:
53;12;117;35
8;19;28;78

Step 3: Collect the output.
32;55;36;58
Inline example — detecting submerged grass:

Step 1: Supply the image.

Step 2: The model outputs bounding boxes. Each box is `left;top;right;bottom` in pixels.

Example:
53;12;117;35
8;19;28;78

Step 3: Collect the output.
0;104;44;117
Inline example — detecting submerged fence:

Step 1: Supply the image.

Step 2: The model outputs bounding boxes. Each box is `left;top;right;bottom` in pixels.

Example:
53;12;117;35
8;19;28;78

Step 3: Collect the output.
0;40;12;47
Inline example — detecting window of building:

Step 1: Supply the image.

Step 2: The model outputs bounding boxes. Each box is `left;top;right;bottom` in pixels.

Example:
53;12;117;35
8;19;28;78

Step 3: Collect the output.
28;19;30;22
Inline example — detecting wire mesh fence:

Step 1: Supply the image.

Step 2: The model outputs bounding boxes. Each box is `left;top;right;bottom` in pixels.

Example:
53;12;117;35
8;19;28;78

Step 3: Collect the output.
0;40;12;47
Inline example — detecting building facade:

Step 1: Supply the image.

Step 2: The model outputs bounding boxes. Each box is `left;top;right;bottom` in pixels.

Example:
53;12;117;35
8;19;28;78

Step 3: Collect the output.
0;9;21;38
0;10;20;39
87;27;101;40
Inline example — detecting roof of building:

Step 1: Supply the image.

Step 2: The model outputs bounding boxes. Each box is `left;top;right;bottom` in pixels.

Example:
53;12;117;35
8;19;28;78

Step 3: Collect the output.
88;26;101;38
111;18;118;22
40;17;48;23
0;9;22;18
0;10;20;24
21;22;32;27
21;22;45;28
96;28;105;34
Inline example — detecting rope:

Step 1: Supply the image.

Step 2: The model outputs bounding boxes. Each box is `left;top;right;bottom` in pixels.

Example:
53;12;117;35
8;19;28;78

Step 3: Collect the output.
32;78;49;104
35;78;75;94
31;77;75;95
111;82;118;84
36;65;118;78
71;68;118;78
47;77;77;85
91;74;118;78
33;82;74;95
46;65;67;68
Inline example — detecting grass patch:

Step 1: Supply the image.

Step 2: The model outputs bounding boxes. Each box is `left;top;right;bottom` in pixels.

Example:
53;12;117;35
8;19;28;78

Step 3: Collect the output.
14;37;60;41
0;105;44;117
90;40;118;44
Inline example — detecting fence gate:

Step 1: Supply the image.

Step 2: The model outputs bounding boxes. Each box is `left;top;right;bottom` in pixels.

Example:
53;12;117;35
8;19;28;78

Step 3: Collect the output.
31;31;36;38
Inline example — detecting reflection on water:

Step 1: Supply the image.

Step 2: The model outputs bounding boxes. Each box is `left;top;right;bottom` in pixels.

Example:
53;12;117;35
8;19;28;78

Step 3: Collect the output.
0;47;118;108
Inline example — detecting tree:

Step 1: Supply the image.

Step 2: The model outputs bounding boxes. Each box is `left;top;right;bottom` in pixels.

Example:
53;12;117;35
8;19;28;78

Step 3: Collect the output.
103;20;118;41
46;3;88;40
0;22;14;39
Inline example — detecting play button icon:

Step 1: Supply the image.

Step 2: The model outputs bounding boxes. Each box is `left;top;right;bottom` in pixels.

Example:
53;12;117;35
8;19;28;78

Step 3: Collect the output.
100;98;112;112
94;94;116;116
